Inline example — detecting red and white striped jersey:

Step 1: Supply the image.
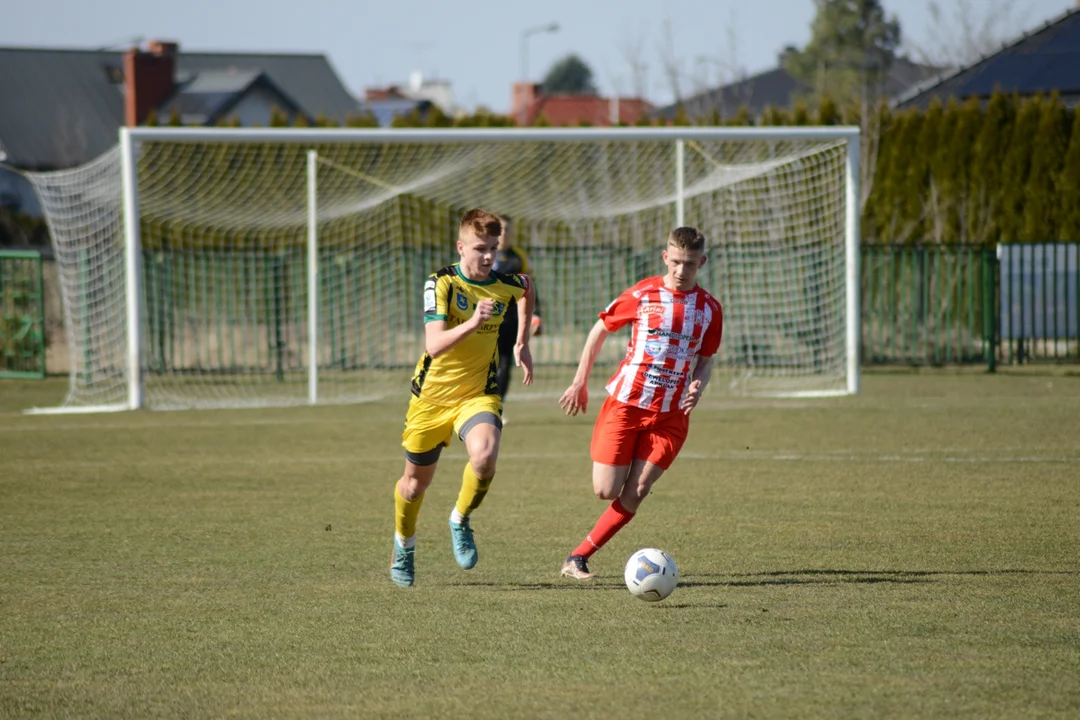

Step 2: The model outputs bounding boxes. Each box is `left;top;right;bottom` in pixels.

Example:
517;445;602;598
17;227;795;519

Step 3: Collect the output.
600;276;723;412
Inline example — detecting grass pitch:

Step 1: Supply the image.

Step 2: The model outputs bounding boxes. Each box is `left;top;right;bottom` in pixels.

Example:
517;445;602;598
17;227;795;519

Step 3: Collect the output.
1;370;1078;718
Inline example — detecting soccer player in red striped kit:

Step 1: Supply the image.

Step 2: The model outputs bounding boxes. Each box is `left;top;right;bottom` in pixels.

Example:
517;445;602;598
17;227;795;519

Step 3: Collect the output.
558;226;723;579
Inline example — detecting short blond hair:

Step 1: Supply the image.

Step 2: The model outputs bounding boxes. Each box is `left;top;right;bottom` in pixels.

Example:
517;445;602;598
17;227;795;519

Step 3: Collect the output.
668;226;705;252
459;208;503;241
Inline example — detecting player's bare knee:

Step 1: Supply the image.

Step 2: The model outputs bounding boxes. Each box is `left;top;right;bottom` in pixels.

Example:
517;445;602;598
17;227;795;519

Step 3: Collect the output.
461;412;501;478
469;452;498;479
594;485;620;501
398;476;425;501
399;460;437;499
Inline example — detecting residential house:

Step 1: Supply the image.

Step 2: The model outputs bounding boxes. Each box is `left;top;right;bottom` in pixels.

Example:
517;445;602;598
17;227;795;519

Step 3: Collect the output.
361;84;435;127
0;40;361;171
895;4;1080;110
510;82;654;126
652;56;938;122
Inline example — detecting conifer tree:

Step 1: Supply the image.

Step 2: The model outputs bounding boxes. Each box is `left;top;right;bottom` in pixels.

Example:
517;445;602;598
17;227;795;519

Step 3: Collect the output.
816;95;839;125
967;88;1013;245
998;94;1041;242
791;99;810;126
943;98;982;243
887;109;923;242
728;106;751;126
927;99;959;243
1058;107;1080;241
760;106;788;126
904;100;941;242
1022;92;1069;242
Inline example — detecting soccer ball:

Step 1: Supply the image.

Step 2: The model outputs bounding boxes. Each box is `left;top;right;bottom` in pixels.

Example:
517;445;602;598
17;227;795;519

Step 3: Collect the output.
624;548;679;602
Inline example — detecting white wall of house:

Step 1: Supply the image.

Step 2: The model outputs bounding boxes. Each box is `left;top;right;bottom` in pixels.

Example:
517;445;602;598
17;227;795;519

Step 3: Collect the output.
405;72;455;114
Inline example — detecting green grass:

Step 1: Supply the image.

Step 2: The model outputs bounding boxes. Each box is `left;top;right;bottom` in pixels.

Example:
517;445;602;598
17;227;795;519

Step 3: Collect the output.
1;370;1079;719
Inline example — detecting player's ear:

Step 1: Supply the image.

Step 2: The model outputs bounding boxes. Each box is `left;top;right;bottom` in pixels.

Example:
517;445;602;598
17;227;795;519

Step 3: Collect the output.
698;255;708;268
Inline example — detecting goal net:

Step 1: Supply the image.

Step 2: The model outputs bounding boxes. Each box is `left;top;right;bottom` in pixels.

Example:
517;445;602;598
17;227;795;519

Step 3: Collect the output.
27;127;859;412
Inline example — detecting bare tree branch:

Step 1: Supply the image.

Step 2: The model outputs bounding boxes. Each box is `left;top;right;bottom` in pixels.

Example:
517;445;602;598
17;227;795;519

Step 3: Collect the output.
907;0;1031;69
860;109;881;214
615;21;650;99
656;13;684;105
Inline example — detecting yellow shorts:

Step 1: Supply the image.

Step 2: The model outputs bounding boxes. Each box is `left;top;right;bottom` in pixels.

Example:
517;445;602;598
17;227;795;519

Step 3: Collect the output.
401;394;503;462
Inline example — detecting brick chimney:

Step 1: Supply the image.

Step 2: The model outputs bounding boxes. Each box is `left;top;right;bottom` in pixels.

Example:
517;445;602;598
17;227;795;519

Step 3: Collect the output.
124;40;178;126
511;82;541;125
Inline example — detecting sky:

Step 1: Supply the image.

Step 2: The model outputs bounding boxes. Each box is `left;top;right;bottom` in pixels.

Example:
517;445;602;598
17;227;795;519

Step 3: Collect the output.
4;0;1076;112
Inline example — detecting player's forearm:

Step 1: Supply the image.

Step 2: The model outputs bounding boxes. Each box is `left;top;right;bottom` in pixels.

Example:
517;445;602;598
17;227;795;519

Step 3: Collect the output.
515;281;535;347
691;356;714;390
573;320;609;384
425;322;478;358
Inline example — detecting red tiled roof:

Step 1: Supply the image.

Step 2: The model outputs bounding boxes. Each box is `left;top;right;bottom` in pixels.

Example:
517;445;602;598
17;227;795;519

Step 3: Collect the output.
526;94;654;126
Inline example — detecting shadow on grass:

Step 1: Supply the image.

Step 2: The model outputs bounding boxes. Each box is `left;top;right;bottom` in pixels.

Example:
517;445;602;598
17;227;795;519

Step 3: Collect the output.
729;568;1077;578
457;568;1075;592
680;575;931;588
465;580;626;591
652;602;730;610
681;568;1076;588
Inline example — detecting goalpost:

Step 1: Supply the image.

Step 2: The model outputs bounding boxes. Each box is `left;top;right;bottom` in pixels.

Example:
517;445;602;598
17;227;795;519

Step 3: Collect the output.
26;126;860;413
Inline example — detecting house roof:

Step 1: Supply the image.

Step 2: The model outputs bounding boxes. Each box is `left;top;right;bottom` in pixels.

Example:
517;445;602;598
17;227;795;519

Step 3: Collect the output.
528;95;654;126
165;70;304;125
653;58;939;120
895;6;1080;109
0;45;360;169
359;97;432;127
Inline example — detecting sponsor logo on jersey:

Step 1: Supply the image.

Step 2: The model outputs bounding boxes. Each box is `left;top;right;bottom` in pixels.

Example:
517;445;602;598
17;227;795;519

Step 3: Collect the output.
642;338;697;361
644;340;664;356
423;279;437;314
651;328;697;342
643;371;679;390
492;301;505;316
639;303;665;316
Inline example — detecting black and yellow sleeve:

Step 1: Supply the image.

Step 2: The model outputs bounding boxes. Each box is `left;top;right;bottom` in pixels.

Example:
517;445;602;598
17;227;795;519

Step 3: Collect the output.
423;267;455;323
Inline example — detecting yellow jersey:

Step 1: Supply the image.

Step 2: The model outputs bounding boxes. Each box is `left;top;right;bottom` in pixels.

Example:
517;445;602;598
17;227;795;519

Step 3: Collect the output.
411;264;528;406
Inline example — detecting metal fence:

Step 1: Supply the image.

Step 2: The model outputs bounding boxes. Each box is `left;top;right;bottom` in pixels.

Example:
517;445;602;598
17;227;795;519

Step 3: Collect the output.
997;243;1080;365
7;243;1080;380
862;242;1080;369
0;250;46;378
122;243;1080;377
861;244;996;366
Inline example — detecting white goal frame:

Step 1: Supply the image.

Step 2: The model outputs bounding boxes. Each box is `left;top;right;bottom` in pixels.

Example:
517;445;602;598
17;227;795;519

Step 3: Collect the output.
37;125;861;413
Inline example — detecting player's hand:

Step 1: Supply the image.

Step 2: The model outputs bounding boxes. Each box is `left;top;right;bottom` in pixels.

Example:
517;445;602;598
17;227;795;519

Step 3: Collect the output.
514;342;533;385
470;299;495;329
680;379;702;415
559;382;588;416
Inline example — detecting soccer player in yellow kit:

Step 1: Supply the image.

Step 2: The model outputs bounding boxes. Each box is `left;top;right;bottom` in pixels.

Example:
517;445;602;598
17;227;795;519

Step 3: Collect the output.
390;208;535;587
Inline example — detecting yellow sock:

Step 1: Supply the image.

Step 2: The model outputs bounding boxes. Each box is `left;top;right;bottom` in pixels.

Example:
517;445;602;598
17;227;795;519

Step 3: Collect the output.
395;482;424;540
454;463;493;516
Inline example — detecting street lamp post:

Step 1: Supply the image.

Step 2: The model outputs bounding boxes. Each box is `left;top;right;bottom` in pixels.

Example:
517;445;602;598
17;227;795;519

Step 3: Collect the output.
519;22;560;125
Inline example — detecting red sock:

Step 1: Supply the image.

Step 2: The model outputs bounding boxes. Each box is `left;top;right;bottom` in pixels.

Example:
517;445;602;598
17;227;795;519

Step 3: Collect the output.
572;498;635;559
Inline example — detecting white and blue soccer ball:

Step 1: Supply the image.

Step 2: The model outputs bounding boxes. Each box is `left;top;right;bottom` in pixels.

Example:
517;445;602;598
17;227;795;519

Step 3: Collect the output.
624;547;679;602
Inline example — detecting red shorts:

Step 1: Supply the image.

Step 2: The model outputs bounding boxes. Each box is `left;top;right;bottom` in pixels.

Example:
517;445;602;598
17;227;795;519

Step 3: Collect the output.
590;395;689;470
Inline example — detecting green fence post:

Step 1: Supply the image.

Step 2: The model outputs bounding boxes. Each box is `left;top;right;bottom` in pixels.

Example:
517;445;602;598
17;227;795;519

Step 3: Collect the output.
273;252;284;382
983;248;997;373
